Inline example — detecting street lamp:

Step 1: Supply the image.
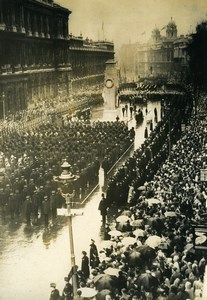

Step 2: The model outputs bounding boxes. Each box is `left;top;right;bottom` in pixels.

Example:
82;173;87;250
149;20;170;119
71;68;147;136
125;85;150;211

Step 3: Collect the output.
55;161;78;297
0;93;6;121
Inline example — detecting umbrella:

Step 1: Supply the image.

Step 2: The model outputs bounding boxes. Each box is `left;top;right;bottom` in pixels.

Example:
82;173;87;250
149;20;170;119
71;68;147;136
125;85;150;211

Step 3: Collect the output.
100;240;115;249
136;245;156;261
137;271;159;290
146;198;161;206
133;229;145;237
104;267;120;277
137;185;146;191
116;221;130;232
130;219;143;227
185;243;195;253
145;217;157;225
164;211;177;217
145;235;162;249
121;236;137;246
128;250;142;266
116;215;130;222
78;287;98;298
93;274;116;291
108;230;122;237
96;289;111;300
120;210;132;217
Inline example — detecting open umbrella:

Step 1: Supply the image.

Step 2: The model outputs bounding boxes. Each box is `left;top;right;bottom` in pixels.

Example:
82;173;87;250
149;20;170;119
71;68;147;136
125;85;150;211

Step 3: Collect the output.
120;210;132;217
78;287;98;298
185;243;195;254
145;217;157;225
116;215;130;223
104;267;120;277
137;185;146;191
116;221;130;232
93;274;116;291
146;198;161;206
128;250;142;266
121;236;137;247
137;271;159;291
100;240;115;249
136;245;156;261
96;289;111;300
145;235;162;249
130;219;143;227
133;229;145;237
164;211;177;217
108;230;122;238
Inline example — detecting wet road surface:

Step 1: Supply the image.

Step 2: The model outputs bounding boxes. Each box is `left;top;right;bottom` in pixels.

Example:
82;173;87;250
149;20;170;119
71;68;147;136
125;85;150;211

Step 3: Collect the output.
0;100;161;300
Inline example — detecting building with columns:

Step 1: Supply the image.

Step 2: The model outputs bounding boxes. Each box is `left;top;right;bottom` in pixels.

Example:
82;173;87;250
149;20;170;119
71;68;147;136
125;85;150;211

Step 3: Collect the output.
137;20;179;78
0;0;72;118
0;0;114;119
118;19;191;82
69;34;114;91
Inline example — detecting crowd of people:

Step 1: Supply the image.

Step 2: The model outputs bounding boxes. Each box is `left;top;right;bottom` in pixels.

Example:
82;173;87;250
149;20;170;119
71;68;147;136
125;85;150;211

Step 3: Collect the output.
105;104;182;208
0;113;134;227
51;96;207;300
0;88;104;140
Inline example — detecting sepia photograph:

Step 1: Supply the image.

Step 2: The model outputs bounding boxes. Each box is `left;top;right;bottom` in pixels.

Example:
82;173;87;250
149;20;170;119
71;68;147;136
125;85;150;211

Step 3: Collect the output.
0;0;207;299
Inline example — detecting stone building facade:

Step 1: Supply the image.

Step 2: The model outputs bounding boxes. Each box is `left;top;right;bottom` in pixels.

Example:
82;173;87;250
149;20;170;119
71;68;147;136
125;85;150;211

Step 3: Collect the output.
0;0;114;118
118;19;191;82
69;35;114;91
0;0;71;117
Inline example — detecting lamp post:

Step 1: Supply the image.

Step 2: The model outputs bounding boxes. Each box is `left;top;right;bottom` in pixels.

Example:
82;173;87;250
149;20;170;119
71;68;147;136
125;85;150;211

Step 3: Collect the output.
56;161;77;297
0;93;5;121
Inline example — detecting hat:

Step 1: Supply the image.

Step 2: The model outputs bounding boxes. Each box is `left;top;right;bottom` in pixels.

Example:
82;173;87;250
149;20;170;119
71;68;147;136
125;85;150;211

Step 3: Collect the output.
91;239;95;243
50;283;56;288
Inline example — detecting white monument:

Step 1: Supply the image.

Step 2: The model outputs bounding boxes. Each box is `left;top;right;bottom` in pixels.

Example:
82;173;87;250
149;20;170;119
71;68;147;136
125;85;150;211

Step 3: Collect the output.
102;60;119;120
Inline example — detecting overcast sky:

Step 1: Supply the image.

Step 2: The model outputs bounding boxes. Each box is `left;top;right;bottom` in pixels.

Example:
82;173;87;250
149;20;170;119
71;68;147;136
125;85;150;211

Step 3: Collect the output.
56;0;207;49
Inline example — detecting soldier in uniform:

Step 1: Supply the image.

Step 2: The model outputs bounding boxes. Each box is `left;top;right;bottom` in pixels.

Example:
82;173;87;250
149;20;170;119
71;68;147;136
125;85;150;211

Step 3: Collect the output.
42;195;50;228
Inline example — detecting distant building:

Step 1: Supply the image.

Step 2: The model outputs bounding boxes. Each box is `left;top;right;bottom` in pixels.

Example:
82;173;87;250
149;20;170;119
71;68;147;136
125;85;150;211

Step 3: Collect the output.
69;34;114;91
118;19;191;82
118;43;139;82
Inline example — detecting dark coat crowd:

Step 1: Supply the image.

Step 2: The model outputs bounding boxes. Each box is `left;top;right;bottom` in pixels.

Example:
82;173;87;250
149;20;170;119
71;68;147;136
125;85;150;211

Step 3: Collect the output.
0;118;134;227
62;96;207;300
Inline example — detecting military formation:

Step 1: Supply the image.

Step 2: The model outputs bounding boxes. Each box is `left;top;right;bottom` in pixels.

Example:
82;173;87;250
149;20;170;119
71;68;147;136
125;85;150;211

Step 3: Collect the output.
0;116;134;228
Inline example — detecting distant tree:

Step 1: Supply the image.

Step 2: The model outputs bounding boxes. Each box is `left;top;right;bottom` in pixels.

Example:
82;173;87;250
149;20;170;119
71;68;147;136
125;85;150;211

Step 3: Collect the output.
186;21;207;113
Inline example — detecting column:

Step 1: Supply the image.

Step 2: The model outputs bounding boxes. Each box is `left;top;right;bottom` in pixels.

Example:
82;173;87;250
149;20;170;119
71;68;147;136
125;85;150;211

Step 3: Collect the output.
32;14;38;37
0;1;5;30
63;18;68;39
11;4;17;32
19;5;25;33
57;18;63;39
45;16;50;38
26;10;32;36
40;15;44;37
